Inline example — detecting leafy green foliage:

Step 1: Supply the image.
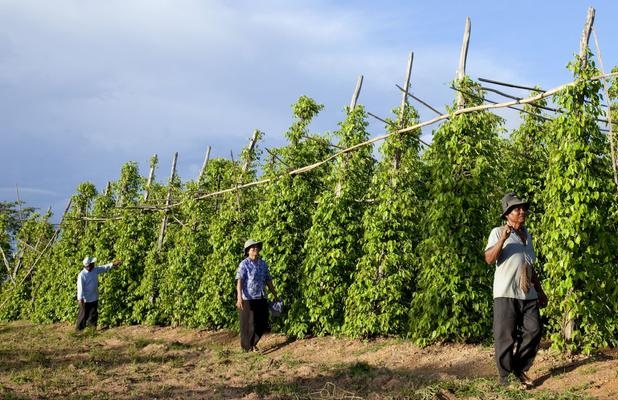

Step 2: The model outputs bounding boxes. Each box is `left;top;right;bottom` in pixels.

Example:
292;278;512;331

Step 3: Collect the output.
409;78;504;345
504;91;550;234
343;103;424;338
0;210;54;321
539;53;618;353
131;158;181;326
2;56;618;355
195;139;263;329
0;201;37;262
154;181;215;327
99;162;157;326
253;96;331;335
297;105;374;336
29;183;97;323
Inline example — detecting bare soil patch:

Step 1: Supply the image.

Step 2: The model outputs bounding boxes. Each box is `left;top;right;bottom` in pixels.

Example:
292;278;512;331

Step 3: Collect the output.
0;321;616;399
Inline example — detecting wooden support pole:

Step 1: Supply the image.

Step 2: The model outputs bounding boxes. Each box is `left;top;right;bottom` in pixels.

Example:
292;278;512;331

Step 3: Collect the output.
349;75;364;110
456;17;471;109
15;184;23;223
233;131;262;209
393;52;414;171
198;146;212;183
399;52;414;124
396;84;442;116
592;28;618;190
134;70;618;212
242;130;260;174
157;152;178;251
144;154;157;201
563;6;596;343
336;76;366;197
579;7;595;68
0;199;70;310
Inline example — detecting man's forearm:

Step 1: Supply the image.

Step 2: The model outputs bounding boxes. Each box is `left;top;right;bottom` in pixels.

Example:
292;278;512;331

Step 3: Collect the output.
485;239;506;264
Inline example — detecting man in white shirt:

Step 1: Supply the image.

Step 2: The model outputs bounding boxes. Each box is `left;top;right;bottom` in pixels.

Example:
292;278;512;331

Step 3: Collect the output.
485;193;547;388
76;256;122;330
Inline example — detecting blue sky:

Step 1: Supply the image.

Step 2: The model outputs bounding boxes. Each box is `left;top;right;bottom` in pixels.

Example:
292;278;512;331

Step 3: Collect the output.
2;1;617;220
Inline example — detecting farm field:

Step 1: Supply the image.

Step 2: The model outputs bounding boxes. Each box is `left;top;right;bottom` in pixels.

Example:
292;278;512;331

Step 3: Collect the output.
1;321;617;399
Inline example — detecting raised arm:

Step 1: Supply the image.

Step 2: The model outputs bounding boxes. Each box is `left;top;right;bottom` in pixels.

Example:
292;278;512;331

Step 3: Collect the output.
485;225;511;265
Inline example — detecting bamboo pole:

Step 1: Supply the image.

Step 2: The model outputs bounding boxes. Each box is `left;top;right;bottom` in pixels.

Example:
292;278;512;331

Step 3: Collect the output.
157;152;178;251
592;28;618;190
15;184;24;223
399;52;414;123
393;52;414;170
119;71;618;212
563;6;596;343
242;130;260;174
396;84;442;115
0;245;13;283
143;154;157;201
456;17;471;109
476;82;612;129
198;146;212;183
0;198;71;310
336;76;366;197
579;7;595;68
350;75;364;110
235;131;261;209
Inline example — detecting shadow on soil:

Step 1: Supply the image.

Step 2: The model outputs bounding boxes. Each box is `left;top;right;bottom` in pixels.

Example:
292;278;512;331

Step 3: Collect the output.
533;351;615;387
2;322;614;399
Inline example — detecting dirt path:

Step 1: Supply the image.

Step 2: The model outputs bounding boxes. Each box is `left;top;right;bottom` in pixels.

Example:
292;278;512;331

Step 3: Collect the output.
1;321;616;399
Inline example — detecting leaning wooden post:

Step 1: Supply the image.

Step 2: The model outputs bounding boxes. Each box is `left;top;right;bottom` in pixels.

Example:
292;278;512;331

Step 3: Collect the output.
579;7;595;69
399;52;414;123
198;146;212;184
234;131;261;209
391;52;414;171
563;6;595;342
0;197;72;313
143;154;158;201
336;76;365;197
349;75;364;110
157;152;178;251
242;131;260;174
456;17;471;109
592;28;618;189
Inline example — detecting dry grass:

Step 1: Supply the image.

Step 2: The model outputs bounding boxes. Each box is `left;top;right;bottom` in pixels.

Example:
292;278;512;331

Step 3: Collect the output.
0;321;616;399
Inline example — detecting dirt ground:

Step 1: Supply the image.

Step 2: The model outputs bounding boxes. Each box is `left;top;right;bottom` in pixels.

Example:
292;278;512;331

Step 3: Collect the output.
1;321;617;399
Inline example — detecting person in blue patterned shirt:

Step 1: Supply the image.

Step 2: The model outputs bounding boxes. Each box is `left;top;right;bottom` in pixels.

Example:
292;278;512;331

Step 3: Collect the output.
235;239;279;351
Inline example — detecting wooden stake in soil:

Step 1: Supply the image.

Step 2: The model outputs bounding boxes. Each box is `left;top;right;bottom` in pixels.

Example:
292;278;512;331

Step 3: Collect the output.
157;152;178;251
563;6;596;343
456;17;471;109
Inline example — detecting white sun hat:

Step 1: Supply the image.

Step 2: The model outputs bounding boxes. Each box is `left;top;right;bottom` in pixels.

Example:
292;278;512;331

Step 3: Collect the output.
82;256;97;267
